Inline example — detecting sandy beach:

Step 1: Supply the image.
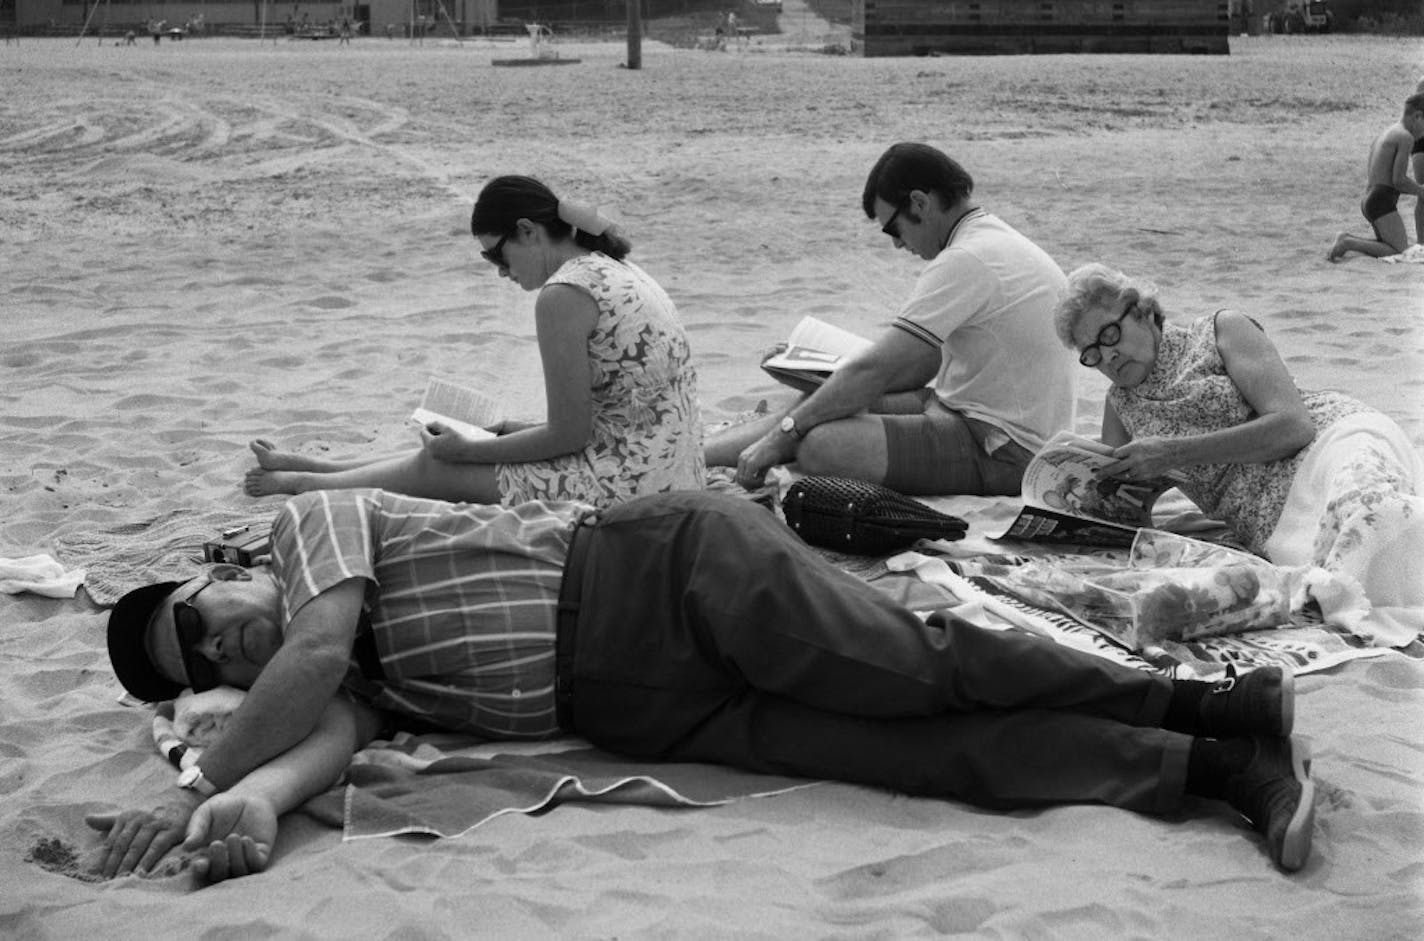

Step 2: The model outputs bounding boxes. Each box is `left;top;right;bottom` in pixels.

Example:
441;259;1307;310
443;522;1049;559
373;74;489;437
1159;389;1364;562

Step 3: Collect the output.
3;29;1423;938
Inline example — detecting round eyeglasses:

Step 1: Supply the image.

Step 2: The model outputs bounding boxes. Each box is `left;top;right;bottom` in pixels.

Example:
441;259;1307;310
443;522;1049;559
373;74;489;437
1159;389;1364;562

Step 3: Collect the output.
1078;306;1134;368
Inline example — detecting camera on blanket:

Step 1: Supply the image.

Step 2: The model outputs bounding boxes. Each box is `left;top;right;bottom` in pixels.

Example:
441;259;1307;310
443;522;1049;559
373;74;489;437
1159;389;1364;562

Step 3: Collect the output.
201;527;271;567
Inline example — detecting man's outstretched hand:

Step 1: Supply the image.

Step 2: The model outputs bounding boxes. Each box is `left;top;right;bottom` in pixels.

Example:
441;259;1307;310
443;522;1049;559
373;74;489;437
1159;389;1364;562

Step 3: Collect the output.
84;791;278;884
85;795;199;879
183;792;278;883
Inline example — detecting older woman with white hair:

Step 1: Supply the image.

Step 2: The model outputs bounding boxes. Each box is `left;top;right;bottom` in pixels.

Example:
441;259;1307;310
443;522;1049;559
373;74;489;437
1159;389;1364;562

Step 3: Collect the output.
1053;263;1423;642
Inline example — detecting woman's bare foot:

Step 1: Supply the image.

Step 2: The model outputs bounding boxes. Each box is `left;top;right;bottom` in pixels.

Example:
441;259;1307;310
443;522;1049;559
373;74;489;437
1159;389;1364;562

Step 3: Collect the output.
1327;232;1350;262
249;439;329;473
244;467;308;497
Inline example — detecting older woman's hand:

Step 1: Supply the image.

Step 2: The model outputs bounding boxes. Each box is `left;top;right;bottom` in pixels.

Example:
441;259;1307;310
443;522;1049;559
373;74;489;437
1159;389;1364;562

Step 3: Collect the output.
1100;436;1182;481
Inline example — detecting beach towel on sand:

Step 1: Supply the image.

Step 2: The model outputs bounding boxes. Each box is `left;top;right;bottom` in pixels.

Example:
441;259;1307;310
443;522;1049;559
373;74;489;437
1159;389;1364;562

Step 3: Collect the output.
323;735;820;841
155;690;818;842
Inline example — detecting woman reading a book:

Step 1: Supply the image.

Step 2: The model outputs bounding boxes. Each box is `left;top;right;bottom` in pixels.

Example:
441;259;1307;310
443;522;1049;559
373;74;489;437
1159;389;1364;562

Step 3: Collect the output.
244;175;704;508
1053;263;1423;642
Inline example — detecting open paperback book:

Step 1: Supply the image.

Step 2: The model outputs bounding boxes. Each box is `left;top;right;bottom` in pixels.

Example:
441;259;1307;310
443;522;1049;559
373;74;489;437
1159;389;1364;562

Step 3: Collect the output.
996;431;1184;548
410;377;504;441
760;316;874;395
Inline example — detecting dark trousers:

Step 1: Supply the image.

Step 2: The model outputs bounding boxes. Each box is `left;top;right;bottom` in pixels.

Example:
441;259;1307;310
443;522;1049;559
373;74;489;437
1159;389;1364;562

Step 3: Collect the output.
566;491;1190;815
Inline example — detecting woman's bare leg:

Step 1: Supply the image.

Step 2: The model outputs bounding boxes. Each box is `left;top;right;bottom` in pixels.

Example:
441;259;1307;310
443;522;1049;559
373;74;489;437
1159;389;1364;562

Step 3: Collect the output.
248;439;412;474
245;449;502;503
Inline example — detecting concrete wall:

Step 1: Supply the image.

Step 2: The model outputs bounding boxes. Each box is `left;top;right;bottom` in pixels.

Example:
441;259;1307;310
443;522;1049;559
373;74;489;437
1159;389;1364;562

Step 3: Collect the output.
852;0;1231;56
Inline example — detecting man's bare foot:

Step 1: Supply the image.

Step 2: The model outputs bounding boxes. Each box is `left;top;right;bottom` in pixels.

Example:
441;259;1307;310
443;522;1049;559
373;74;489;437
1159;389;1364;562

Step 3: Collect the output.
1327;232;1350;262
244;467;305;497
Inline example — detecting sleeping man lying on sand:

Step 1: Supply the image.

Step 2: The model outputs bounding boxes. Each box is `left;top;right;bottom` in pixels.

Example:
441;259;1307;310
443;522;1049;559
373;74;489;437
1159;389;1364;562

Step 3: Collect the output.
91;489;1316;883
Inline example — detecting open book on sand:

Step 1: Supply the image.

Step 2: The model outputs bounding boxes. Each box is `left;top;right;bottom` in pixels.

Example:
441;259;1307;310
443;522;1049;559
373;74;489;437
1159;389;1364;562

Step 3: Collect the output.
410;377;504;441
760;316;874;395
996;432;1182;548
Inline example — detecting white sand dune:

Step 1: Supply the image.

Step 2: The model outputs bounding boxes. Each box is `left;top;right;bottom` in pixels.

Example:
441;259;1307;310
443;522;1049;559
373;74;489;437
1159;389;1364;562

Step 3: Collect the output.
2;33;1422;938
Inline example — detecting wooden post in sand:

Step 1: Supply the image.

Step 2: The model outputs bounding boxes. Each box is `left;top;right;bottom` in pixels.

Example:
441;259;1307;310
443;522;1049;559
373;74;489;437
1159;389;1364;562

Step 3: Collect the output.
626;0;642;70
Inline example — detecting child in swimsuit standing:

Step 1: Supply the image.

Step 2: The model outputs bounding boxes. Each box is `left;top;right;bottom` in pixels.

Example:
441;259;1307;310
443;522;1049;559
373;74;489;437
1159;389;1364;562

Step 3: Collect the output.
1329;92;1424;261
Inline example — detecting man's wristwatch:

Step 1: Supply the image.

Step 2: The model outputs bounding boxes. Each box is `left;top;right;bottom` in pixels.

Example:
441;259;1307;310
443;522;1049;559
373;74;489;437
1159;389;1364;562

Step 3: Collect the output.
779;415;804;440
177;765;218;797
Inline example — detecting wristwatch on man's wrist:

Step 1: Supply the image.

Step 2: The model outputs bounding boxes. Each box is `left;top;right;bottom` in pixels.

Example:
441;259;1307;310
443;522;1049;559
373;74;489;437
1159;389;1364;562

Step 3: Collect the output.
177;764;218;797
779;415;804;440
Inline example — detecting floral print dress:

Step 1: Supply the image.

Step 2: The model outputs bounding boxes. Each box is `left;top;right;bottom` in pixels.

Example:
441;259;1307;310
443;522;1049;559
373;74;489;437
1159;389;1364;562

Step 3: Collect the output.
496;253;704;509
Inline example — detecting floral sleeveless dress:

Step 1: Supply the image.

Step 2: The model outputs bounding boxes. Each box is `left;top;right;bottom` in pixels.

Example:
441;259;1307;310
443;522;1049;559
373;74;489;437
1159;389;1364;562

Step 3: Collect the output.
1107;312;1369;553
496;253;704;509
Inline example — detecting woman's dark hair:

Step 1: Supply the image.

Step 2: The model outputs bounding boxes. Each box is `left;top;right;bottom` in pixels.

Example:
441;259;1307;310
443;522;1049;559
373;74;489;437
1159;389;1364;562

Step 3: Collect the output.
861;143;974;219
471;175;631;260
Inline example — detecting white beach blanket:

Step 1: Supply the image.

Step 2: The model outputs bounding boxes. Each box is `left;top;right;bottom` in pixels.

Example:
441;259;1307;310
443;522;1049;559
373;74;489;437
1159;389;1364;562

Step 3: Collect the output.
1262;412;1424;646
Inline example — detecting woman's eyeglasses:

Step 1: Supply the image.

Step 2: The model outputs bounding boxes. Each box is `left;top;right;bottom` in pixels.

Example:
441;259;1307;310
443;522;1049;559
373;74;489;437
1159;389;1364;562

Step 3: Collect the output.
173;579;221;693
480;233;511;271
1078;305;1135;367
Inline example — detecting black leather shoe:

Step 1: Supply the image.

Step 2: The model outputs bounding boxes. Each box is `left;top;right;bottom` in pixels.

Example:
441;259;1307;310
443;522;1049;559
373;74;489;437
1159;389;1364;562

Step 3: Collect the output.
1198;664;1294;738
1224;735;1315;872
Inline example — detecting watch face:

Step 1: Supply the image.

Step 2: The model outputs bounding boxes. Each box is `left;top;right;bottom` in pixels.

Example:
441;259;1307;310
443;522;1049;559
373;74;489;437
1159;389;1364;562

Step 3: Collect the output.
780;416;796;434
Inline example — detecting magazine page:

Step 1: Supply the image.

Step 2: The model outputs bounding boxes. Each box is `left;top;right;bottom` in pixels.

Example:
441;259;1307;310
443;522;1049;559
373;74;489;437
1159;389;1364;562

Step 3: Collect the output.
994;432;1179;546
760;316;873;389
995;505;1139;548
1019;432;1170;528
410;377;503;441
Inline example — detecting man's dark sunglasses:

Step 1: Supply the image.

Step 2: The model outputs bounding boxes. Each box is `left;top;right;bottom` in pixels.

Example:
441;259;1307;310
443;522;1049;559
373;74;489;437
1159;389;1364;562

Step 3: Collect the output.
881;204;905;239
480;232;511;270
173;579;221;693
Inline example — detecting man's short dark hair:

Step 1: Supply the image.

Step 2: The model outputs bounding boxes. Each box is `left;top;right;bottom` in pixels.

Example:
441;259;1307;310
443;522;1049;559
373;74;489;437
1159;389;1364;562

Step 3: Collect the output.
862;143;974;220
1406;91;1424;116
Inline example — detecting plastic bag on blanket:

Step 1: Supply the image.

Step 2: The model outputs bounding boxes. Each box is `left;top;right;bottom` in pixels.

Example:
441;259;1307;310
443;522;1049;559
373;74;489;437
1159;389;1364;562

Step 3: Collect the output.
983;529;1303;651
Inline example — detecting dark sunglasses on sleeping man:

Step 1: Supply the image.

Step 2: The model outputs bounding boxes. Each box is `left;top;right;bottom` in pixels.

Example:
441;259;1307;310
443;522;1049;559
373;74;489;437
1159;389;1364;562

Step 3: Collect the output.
173;579;222;693
480;232;511;271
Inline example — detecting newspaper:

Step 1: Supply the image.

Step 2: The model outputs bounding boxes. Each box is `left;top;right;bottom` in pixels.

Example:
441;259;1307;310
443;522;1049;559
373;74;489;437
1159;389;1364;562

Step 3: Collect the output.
760;316;873;394
410;377;504;441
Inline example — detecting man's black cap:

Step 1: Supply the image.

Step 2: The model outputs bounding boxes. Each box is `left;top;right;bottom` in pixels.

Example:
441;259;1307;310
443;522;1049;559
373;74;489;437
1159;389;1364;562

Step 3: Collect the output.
106;581;186;703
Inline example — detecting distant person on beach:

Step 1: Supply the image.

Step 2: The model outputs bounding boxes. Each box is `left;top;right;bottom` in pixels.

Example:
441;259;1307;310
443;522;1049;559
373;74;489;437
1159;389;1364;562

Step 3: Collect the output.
1413;78;1424;251
1054;263;1424;640
243;176;704;509
1328;92;1424;261
90;488;1313;882
706;142;1075;496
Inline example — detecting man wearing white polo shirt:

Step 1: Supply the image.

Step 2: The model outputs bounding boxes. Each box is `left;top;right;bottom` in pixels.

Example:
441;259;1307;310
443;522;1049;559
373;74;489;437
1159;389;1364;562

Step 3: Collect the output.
712;141;1075;496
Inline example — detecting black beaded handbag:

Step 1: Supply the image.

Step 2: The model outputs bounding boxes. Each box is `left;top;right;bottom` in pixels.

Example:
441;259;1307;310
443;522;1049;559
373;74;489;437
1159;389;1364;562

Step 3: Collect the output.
782;476;968;555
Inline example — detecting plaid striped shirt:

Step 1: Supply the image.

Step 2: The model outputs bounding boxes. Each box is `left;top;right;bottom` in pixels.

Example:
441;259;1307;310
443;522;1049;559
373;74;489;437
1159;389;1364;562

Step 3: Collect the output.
269;488;587;739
